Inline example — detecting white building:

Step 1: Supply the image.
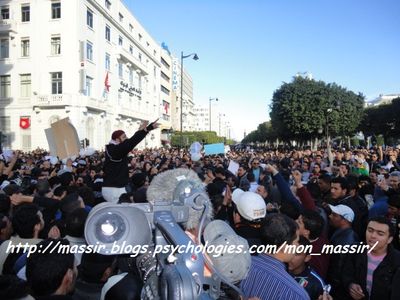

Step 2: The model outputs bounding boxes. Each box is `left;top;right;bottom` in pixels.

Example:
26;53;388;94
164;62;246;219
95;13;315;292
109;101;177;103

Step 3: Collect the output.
366;93;400;107
193;104;231;138
193;105;209;132
0;0;183;151
159;43;173;146
171;56;195;132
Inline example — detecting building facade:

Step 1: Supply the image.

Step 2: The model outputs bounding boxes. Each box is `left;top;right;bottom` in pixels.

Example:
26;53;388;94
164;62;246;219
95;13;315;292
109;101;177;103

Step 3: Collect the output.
193;105;209;132
171;56;195;133
159;43;173;146
0;0;187;151
193;104;231;138
366;93;400;107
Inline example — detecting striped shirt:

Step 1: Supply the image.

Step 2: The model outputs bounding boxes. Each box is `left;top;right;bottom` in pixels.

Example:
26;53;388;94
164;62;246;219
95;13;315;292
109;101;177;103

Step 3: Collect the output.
241;254;310;300
366;253;385;295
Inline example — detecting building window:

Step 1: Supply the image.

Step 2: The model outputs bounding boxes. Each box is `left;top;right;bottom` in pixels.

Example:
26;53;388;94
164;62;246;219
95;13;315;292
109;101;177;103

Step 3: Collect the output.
85;76;92;96
129;23;133;32
118;62;123;78
118;36;123;46
0;116;10;147
86;41;93;61
161;85;170;95
119;13;123;22
105;53;110;70
87;9;93;28
21;5;30;22
161;57;170;69
129;69;133;84
0;39;9;58
105;25;110;41
51;72;62;94
105;0;111;10
0;75;11;98
129;45;133;55
138;53;142;62
1;6;9;19
161;71;170;82
51;2;61;19
138;33;142;41
21;38;30;57
51;36;61;55
20;74;31;97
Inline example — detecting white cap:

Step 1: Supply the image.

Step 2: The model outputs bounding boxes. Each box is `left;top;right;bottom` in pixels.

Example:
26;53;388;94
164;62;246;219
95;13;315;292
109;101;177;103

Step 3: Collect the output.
232;188;266;221
329;204;354;223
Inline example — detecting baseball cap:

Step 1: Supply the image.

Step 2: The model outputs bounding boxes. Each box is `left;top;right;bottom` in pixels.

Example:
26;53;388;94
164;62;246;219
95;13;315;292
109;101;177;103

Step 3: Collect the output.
78;159;87;166
232;188;266;221
203;220;251;284
0;180;10;191
328;204;354;223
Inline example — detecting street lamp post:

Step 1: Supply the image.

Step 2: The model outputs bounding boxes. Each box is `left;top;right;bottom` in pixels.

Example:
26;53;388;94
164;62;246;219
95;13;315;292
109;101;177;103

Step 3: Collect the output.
324;100;341;146
180;51;198;147
209;97;218;131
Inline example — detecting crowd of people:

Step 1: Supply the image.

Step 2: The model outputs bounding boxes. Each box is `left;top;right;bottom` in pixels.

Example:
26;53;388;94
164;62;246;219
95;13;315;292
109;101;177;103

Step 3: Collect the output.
1;125;400;299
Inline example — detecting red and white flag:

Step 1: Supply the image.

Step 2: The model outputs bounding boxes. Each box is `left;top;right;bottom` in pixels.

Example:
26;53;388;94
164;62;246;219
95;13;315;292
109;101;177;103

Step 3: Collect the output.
164;102;169;114
104;72;110;92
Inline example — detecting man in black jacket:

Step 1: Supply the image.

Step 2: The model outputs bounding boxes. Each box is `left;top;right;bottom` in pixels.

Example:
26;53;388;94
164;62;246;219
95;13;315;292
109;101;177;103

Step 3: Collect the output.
342;216;400;300
102;119;158;203
326;204;359;299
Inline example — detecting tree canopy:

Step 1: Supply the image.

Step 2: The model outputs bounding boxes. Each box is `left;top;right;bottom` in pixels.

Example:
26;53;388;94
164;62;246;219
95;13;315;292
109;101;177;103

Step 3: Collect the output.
359;97;400;139
269;77;365;142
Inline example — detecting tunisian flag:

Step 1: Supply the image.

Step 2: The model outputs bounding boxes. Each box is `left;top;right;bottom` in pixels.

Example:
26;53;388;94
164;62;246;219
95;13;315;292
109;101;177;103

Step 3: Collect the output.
20;117;30;129
104;72;110;92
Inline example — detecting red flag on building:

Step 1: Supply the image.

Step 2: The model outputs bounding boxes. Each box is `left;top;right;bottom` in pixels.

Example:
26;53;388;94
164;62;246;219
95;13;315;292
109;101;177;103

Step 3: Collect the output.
104;72;110;92
20;117;30;129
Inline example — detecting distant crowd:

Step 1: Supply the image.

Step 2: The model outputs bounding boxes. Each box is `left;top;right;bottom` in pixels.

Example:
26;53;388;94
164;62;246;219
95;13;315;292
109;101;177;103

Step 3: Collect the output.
0;144;400;300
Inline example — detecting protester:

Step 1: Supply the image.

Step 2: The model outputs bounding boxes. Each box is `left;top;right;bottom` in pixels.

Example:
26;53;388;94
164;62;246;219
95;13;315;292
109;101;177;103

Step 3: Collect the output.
102;119;159;203
342;216;400;300
2;143;400;299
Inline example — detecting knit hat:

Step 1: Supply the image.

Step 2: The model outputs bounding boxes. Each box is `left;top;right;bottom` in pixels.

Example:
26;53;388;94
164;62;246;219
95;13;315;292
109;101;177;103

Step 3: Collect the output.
111;130;125;140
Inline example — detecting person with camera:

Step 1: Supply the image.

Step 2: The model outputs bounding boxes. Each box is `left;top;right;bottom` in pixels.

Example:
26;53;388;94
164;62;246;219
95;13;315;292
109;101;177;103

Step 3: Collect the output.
102;119;159;203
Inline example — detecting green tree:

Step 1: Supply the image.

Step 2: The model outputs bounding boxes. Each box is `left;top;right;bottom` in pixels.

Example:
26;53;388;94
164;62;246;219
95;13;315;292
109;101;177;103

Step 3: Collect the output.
269;77;365;142
359;97;400;140
171;131;226;147
242;121;278;144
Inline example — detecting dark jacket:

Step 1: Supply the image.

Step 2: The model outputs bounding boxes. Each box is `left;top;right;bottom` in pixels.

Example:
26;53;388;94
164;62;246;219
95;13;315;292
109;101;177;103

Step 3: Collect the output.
328;227;359;299
338;195;368;241
103;130;147;188
234;223;262;249
291;265;325;300
342;245;400;300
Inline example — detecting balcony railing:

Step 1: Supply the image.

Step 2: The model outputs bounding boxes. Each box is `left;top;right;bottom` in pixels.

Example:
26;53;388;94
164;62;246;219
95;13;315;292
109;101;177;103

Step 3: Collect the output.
117;46;149;76
0;19;15;34
35;94;68;106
